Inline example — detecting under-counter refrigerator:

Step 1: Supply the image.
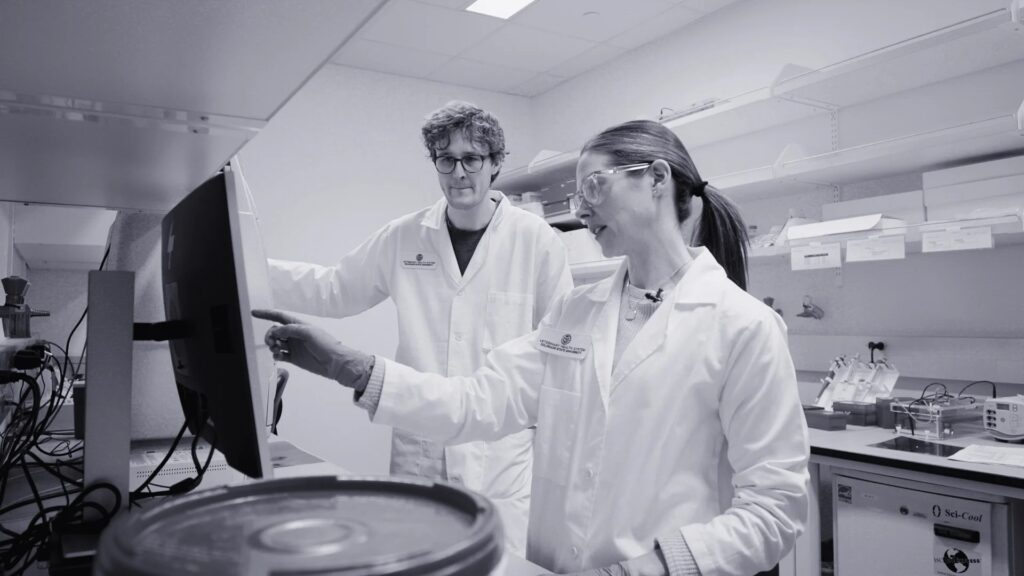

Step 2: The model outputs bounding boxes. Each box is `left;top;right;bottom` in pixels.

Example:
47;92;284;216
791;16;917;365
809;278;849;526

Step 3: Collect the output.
833;470;1023;576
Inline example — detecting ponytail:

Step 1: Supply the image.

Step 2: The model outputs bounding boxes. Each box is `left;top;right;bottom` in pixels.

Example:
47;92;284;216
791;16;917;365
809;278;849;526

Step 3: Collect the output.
692;185;749;290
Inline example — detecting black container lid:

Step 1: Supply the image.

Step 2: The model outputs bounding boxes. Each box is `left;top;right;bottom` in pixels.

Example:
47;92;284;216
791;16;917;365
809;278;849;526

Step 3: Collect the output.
95;476;504;576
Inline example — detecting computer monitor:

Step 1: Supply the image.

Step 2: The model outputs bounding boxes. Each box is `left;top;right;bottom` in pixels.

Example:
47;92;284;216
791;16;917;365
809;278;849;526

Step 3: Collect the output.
159;166;274;479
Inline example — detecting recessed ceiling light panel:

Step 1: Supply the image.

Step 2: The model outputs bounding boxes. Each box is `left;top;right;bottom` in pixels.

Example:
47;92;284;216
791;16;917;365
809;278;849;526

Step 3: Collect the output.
465;0;537;20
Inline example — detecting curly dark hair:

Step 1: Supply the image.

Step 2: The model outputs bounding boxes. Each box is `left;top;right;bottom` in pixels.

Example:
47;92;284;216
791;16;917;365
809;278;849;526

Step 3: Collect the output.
422;101;506;183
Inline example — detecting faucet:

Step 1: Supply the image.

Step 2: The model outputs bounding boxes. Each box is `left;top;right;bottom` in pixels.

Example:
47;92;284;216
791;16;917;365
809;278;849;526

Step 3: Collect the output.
796;295;825;320
0;276;50;338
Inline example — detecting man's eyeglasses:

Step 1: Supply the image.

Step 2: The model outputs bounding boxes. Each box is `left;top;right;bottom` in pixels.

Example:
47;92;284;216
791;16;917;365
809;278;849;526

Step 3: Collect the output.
567;163;651;215
434;154;487;174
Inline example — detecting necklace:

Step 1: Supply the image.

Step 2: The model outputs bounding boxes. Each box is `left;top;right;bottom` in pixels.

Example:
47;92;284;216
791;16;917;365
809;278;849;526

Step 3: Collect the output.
624;295;642;322
623;260;690;321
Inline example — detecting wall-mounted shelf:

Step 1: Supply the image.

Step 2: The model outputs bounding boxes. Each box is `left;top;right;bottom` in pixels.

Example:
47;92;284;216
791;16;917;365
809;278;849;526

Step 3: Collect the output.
714;106;1024;200
750;213;1024;261
546;211;584;231
776;6;1024;108
568;213;1024;283
663;76;829;149
496;3;1024;225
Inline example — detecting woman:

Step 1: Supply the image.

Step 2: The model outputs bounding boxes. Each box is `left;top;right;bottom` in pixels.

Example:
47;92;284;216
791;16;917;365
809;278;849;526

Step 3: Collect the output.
256;120;809;576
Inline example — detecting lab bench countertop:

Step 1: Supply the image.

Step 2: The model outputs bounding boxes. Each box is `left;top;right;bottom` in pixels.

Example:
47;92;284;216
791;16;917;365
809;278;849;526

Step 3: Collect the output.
808;425;1024;496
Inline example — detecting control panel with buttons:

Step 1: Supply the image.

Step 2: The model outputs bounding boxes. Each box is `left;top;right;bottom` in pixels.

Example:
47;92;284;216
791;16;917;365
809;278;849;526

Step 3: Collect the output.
983;395;1024;442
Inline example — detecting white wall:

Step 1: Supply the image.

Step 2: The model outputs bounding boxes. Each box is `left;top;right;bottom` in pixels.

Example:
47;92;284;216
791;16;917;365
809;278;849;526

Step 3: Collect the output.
0;202;26;279
530;0;1006;153
21;269;89;361
236;65;537;474
0;203;12;278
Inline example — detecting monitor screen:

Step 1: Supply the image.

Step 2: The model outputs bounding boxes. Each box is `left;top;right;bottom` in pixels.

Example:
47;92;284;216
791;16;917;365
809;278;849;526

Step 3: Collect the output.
160;167;273;479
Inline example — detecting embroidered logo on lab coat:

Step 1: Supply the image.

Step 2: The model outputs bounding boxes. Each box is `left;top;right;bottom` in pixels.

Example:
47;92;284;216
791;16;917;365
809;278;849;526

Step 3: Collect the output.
536;327;590;359
401;252;438;269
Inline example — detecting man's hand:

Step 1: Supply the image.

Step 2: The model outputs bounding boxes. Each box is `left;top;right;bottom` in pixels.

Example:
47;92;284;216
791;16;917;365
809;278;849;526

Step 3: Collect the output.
252;309;374;391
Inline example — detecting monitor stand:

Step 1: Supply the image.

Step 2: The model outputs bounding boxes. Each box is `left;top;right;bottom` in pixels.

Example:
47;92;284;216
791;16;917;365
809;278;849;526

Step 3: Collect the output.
83;270;135;516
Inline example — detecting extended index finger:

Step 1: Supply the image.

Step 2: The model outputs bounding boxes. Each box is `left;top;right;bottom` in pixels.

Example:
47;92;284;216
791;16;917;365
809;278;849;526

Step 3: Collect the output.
252;308;305;326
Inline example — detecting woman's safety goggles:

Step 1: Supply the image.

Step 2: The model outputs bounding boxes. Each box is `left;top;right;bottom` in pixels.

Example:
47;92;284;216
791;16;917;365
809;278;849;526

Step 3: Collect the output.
567;163;650;216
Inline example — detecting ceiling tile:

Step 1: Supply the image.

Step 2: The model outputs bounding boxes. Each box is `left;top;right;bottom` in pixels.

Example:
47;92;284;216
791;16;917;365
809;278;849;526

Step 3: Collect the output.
512;0;681;42
609;4;703;49
359;0;505;57
678;0;742;14
414;0;474;9
466;24;596;72
509;73;569;97
331;38;451;78
546;43;626;78
426;57;537;93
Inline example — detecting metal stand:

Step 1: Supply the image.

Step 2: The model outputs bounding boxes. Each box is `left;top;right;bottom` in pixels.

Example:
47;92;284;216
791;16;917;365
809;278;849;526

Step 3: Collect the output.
83;271;135;514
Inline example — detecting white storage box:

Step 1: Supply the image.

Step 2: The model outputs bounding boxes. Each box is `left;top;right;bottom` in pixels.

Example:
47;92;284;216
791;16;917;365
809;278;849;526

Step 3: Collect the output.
786;214;905;243
922;155;1024;189
923;173;1024;221
923;155;1024;221
822;190;925;224
556;228;605;265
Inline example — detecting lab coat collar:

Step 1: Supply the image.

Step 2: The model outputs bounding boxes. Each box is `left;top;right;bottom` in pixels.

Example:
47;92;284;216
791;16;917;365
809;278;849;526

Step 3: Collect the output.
422;190;508;286
606;247;726;391
670;247;729;305
419;190;508;230
584;246;726;306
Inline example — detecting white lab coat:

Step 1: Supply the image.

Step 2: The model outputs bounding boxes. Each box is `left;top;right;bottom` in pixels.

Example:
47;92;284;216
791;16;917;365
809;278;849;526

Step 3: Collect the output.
267;191;572;554
372;248;810;576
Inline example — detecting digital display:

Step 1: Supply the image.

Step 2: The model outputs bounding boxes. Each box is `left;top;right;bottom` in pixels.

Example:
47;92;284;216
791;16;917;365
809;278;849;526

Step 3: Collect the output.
996;403;1009;410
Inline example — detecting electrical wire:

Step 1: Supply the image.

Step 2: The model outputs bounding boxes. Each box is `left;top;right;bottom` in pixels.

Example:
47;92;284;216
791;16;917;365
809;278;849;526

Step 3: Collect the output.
0;347;91;571
133;425;217;502
130;421;189;505
958;380;997;400
0;275;119;573
1;482;120;574
0;373;42;480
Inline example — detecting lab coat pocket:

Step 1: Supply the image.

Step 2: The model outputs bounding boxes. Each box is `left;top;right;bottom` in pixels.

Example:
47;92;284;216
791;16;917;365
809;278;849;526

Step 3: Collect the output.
534;386;580;484
483;291;534;350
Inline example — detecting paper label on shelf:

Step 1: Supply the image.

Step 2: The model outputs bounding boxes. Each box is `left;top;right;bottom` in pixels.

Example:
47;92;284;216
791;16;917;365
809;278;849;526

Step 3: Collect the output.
791;243;841;270
846;235;906;262
921;227;993;253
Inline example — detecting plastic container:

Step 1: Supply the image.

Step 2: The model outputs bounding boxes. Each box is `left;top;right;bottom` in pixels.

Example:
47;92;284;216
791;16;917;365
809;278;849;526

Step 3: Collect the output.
875;396;899;429
519;192;545;217
890;397;982;440
832;400;876;426
804;409;847;431
95;476;504;576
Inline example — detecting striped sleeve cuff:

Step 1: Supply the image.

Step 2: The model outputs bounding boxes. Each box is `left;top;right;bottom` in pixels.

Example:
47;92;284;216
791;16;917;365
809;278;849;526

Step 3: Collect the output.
656;529;702;576
353;355;385;420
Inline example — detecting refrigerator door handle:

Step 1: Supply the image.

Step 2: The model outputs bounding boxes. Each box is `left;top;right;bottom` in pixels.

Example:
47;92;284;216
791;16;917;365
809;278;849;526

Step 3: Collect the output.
933;523;981;543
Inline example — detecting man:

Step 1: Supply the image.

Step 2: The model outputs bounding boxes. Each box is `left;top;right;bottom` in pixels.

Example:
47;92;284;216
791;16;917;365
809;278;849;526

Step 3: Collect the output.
266;101;572;553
